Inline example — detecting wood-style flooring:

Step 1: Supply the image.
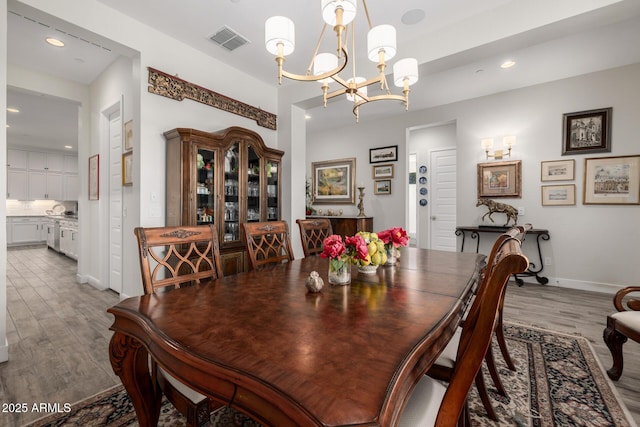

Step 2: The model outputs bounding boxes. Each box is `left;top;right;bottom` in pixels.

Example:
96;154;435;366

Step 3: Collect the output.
1;245;638;426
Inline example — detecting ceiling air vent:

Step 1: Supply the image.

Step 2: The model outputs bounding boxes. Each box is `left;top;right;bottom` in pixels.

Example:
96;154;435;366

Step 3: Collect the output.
209;26;249;51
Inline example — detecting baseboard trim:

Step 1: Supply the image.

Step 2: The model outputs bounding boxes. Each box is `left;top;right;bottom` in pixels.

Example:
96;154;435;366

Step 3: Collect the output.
518;275;626;295
0;337;8;363
84;275;107;291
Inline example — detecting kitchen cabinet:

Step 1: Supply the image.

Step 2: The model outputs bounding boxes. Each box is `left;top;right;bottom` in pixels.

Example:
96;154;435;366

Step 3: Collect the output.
63;174;80;201
7;169;28;200
28;171;64;200
165;127;283;276
7;149;28;169
63;155;78;174
28;151;64;172
60;219;78;260
7;217;47;245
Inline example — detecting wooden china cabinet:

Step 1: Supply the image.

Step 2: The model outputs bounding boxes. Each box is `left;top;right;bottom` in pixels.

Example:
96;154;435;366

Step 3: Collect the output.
164;127;283;275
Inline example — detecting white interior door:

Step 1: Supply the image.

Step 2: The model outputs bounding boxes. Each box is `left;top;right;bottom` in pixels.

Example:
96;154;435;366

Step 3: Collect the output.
429;148;457;251
108;111;123;293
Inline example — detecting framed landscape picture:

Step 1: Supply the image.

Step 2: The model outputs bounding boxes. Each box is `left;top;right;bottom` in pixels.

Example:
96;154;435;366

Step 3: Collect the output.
542;184;576;206
372;164;394;179
562;107;612;155
583;155;640;205
122;151;133;186
88;154;99;200
477;160;522;198
374;179;391;195
541;159;575;181
312;158;356;204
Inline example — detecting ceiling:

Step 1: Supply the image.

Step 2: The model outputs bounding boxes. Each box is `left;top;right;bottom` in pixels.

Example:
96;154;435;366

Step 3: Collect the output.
6;0;640;149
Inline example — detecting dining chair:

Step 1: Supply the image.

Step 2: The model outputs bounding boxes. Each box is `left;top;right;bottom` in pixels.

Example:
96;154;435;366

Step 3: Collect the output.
242;221;295;270
398;236;529;426
296;218;333;257
426;224;530;421
603;285;640;380
134;224;224;427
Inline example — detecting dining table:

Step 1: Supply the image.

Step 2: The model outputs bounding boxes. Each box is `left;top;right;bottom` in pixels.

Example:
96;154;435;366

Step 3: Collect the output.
108;247;485;427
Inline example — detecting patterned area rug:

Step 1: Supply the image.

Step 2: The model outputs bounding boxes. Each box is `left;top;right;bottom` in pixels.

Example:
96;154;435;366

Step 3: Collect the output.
24;323;633;427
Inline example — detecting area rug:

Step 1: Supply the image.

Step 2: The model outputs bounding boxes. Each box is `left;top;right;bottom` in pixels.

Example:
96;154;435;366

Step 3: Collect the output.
23;323;634;427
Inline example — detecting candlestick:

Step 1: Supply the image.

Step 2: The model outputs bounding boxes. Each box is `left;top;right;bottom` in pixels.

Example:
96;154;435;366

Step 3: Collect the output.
357;186;366;218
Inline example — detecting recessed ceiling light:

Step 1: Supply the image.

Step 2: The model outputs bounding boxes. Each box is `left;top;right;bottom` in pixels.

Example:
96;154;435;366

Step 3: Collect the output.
305;114;311;120
45;37;65;47
402;9;426;25
7;107;20;113
5;124;9;128
501;60;516;69
64;145;73;149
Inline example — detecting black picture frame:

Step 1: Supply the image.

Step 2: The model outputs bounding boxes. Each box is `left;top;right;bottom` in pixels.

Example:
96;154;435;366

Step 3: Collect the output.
562;107;612;155
369;145;398;163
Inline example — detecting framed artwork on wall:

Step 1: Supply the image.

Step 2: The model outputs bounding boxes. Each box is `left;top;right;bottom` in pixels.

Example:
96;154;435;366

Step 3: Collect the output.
562;107;612;155
122;151;133;186
88;154;99;200
369;145;398;163
541;159;575;181
477;160;522;198
542;184;576;206
372;164;394;179
583;155;640;205
124;120;133;152
312;158;356;204
374;179;391;195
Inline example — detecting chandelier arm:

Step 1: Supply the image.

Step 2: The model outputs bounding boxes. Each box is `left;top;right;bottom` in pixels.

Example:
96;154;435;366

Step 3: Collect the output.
280;47;349;82
351;94;407;117
361;0;374;30
306;23;330;75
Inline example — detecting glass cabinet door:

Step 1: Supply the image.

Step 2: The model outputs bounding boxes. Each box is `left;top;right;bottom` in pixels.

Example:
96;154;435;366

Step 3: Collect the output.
195;147;215;225
266;159;279;221
223;142;240;243
246;145;261;223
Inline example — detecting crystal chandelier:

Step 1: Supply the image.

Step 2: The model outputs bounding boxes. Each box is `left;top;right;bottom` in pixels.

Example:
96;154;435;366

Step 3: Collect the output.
265;0;419;122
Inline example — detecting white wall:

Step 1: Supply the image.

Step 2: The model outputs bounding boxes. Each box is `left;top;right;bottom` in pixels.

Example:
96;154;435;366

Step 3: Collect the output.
1;0;9;363
307;63;640;293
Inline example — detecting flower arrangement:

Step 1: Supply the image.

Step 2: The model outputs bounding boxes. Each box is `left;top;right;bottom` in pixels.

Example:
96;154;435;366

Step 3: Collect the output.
352;231;387;266
377;227;409;252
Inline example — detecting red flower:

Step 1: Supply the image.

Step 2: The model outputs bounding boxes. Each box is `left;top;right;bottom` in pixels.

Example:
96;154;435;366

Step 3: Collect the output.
321;235;346;259
377;227;409;249
377;229;392;245
345;235;368;261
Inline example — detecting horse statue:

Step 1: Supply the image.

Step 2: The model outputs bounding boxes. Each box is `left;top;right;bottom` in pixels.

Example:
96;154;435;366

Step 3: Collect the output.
476;198;518;226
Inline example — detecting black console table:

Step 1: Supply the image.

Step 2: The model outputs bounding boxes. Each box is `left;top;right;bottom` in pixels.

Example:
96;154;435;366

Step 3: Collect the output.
455;226;550;285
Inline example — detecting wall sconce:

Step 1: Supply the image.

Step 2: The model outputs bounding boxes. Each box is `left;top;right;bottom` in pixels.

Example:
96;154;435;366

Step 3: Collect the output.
481;135;516;160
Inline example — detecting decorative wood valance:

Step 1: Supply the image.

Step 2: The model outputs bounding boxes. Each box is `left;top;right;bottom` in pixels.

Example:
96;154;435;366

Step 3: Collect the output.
147;67;277;130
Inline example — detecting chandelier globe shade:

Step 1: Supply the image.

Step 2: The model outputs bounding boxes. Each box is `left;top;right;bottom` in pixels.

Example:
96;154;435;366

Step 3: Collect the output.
321;0;357;26
393;58;419;87
265;16;295;56
367;24;396;62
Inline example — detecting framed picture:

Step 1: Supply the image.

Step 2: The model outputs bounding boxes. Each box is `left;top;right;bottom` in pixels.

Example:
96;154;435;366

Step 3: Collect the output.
542;184;576;206
374;179;391;195
477;160;522;198
124;120;133;152
88;154;99;200
369;145;397;163
562;107;612;155
541;159;575;181
583;155;640;205
122;151;133;186
372;164;394;179
312;158;356;204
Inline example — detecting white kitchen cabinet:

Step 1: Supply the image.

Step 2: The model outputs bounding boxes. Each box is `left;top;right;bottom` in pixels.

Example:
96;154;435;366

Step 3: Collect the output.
63;155;78;174
28;151;64;172
28;171;64;200
9;217;46;245
7;169;28;200
7;149;28;169
60;220;78;260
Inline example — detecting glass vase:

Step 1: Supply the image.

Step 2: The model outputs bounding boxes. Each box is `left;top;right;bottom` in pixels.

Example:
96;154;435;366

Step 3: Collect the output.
385;247;399;265
328;260;351;285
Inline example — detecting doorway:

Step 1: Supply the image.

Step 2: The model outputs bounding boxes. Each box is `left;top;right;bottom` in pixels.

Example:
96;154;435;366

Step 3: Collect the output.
429;148;457;251
105;104;123;293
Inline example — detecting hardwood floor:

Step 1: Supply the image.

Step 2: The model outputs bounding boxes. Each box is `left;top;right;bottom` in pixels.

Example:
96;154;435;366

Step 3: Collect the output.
1;245;638;426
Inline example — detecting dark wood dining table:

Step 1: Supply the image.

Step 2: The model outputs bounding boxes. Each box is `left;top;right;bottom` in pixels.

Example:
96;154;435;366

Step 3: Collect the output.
108;248;485;427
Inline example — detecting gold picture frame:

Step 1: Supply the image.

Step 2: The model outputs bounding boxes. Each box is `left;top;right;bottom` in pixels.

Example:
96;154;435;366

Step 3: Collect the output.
541;159;575;181
542;184;576;206
374;179;391;195
124;120;133;152
312;158;356;204
583;155;640;205
122;151;133;186
372;164;394;179
477;160;522;198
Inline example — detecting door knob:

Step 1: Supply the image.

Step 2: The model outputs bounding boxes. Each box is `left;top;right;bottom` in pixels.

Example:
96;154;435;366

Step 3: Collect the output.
431;216;437;220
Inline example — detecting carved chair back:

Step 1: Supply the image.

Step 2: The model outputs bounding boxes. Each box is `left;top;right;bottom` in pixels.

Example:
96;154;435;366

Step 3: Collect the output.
242;221;295;270
296;218;333;258
134;224;223;294
436;237;529;424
